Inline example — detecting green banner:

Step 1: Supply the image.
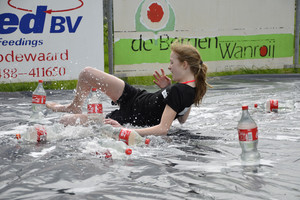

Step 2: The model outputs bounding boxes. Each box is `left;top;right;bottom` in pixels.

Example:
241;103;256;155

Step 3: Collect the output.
114;34;294;65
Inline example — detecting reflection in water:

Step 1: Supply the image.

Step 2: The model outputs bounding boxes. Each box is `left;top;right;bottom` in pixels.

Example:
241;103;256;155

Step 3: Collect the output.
0;75;300;199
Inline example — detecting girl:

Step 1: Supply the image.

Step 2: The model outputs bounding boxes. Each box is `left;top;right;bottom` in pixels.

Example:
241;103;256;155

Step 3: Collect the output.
46;42;210;136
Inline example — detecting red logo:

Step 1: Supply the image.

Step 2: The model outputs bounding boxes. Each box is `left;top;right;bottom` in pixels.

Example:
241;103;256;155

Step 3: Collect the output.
7;0;84;14
260;45;268;57
87;104;103;114
36;126;47;142
269;100;278;111
238;127;258;141
147;3;164;22
32;95;46;104
119;129;131;145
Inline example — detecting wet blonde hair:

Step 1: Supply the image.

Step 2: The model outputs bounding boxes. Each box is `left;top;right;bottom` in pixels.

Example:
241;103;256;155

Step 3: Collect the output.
171;41;211;106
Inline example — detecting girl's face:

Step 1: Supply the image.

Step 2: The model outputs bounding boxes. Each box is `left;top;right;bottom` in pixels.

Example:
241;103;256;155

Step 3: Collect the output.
168;51;185;82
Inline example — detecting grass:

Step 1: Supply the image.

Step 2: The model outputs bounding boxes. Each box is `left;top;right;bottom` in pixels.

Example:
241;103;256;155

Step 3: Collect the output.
0;80;78;92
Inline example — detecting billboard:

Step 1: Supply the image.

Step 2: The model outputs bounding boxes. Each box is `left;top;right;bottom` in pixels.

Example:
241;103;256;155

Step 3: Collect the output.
113;0;295;77
0;0;104;83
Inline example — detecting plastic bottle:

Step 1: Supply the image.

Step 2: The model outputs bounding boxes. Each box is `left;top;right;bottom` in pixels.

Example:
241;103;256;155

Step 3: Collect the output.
31;80;46;118
254;99;295;113
87;88;103;125
100;124;150;146
98;139;132;155
253;100;277;113
237;105;260;164
16;124;47;143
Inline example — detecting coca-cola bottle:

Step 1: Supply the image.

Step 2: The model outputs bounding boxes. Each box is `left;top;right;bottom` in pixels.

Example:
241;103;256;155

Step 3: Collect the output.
31;80;46;119
98;139;132;155
253;100;278;113
254;99;295;113
87;88;103;125
16;124;47;143
100;124;150;146
237;105;260;164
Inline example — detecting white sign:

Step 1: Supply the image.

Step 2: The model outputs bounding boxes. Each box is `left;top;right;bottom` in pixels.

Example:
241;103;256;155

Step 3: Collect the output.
113;0;295;77
0;0;104;83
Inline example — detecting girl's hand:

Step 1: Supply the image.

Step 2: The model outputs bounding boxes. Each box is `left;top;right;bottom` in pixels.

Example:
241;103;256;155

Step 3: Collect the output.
153;69;171;89
104;118;122;127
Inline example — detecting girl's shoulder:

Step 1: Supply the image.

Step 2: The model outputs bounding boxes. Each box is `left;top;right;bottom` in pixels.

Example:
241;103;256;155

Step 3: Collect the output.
168;83;195;95
173;83;196;90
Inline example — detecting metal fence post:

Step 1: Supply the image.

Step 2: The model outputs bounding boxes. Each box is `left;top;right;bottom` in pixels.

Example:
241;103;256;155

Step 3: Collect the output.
295;0;300;66
108;0;114;74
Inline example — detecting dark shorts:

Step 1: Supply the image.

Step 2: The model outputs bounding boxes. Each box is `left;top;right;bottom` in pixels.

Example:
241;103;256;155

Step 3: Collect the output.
105;83;147;125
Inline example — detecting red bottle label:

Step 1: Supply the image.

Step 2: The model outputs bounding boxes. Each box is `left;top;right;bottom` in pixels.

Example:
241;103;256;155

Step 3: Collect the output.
103;150;112;159
269;100;278;111
32;95;46;104
238;127;258;141
119;129;131;145
87;104;103;114
96;150;112;159
36;126;47;142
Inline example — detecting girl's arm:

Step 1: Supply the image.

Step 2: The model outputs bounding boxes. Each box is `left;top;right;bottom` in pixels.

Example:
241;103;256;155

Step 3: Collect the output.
134;105;176;136
105;105;188;136
177;107;191;124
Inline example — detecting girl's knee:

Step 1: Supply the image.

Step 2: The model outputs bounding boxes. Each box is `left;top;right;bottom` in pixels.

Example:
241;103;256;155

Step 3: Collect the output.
82;66;94;74
79;66;95;79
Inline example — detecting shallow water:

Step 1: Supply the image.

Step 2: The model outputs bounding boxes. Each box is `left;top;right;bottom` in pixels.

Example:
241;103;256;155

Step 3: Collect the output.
0;74;300;200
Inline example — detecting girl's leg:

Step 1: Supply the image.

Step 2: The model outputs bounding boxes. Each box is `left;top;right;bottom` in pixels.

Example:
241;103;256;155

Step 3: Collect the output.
59;114;89;126
47;67;125;113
